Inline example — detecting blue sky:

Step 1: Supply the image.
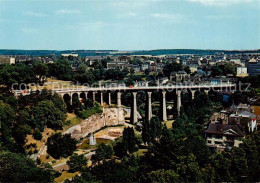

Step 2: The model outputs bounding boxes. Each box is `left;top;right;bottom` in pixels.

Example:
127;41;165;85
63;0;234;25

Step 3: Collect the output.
0;0;259;50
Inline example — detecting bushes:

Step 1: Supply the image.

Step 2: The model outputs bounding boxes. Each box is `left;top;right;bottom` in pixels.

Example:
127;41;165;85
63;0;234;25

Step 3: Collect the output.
67;153;88;172
33;130;42;140
77;105;102;119
46;133;77;159
91;143;114;162
0;151;55;182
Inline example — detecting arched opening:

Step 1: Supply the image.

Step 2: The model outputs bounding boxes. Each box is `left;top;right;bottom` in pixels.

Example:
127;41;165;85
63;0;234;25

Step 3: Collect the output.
208;90;217;102
72;93;79;103
80;92;86;101
194;90;201;99
166;89;177;119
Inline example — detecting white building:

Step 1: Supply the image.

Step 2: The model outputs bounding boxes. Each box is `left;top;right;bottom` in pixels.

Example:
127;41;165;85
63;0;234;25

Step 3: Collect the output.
0;57;15;64
237;66;248;77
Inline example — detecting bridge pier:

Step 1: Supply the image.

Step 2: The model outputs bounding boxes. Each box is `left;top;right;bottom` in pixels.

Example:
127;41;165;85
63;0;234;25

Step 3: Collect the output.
131;92;138;124
117;92;122;107
108;92;111;106
69;93;73;105
160;91;167;121
177;90;182;116
146;92;152;121
205;89;209;95
85;92;88;100
100;92;103;106
191;90;196;100
93;92;96;102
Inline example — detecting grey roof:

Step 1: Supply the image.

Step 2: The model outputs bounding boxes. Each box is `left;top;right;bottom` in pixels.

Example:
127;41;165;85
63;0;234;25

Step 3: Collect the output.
239;111;256;119
205;123;244;136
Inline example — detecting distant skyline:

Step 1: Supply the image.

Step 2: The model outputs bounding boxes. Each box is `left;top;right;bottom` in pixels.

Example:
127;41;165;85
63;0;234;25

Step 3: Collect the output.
0;0;259;50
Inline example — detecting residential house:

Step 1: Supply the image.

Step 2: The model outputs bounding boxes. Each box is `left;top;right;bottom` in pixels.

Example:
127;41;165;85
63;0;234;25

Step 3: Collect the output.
205;103;259;152
0;57;15;64
237;66;248;77
170;71;190;82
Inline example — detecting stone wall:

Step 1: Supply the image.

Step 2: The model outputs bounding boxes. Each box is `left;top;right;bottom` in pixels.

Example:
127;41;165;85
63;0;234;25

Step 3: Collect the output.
63;108;125;140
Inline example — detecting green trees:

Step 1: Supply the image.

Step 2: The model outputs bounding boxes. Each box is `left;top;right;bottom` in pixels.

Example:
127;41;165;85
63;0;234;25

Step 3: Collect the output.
32;100;66;130
88;157;139;183
147;169;180;183
33;62;48;86
114;127;137;157
184;66;191;74
48;60;73;80
92;143;114;163
17;89;67;132
74;64;95;84
72;95;84;115
33;130;42;140
241;131;260;181
141;119;151;145
67;153;88;172
122;127;137;154
0;151;55;182
163;62;183;78
0;64;35;89
46;133;77;159
211;63;236;77
0;101;17;151
142;117;162;145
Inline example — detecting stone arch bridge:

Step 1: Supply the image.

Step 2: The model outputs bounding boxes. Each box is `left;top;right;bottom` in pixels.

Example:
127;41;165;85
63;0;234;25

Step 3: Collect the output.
14;84;236;123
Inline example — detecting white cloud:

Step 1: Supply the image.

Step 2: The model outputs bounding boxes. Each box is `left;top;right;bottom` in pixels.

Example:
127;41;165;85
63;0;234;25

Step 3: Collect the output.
207;14;235;20
55;9;81;15
188;0;254;6
109;0;162;9
24;11;47;17
128;12;137;17
117;12;137;19
150;13;187;23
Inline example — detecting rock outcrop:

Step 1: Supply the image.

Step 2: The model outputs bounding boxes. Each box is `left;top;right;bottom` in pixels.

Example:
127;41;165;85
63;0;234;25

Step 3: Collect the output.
64;108;125;140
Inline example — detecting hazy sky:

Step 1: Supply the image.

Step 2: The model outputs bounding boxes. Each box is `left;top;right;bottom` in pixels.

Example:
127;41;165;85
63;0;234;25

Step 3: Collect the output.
0;0;259;50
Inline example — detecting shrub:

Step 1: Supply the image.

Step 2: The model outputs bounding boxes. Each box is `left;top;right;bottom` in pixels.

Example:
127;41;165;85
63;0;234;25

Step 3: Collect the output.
47;133;77;159
33;130;42;140
67;153;88;172
77;105;102;119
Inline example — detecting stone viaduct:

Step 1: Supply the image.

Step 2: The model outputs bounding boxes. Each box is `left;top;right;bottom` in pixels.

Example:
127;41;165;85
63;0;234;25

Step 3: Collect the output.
53;83;236;123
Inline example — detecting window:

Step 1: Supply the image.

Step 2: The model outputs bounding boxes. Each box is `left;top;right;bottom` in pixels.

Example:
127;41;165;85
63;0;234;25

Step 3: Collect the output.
215;142;222;145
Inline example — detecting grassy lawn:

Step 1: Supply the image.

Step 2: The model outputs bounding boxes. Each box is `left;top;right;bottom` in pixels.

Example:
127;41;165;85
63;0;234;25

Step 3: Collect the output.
40;154;55;164
134;72;144;76
51;157;69;166
30;78;87;91
63;113;82;132
77;138;113;149
133;149;148;156
163;120;174;129
55;171;79;183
